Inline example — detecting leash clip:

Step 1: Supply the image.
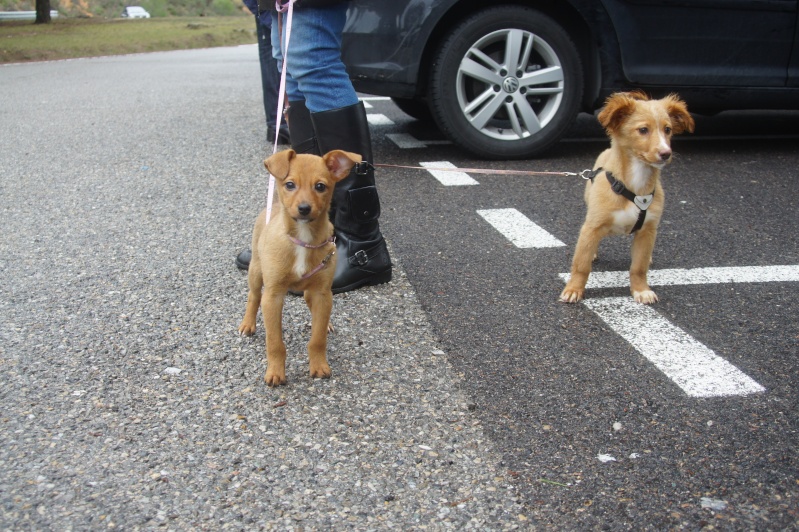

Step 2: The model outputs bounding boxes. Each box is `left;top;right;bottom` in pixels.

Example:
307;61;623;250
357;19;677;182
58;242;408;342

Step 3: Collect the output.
354;161;373;176
579;169;597;180
321;250;335;266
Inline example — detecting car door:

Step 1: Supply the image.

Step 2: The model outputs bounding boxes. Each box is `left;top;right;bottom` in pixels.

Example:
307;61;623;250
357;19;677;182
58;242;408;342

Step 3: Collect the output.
790;11;799;86
599;0;798;87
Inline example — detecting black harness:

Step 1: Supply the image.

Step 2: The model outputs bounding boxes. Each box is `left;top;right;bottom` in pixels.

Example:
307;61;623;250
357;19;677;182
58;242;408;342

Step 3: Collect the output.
588;167;654;234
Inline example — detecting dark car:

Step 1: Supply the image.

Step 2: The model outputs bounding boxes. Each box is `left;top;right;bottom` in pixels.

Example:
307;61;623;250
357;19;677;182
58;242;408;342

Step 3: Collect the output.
341;0;799;159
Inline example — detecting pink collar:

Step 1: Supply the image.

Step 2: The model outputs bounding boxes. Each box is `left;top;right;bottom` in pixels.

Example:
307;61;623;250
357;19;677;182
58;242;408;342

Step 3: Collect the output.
288;234;335;249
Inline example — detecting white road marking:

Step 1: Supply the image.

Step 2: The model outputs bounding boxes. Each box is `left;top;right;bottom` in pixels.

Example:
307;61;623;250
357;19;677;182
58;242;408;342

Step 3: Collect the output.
421;161;479;186
583;297;766;398
360;96;392;109
366;114;395;126
559;265;799;288
477;208;565;248
387;133;452;149
386;133;427;149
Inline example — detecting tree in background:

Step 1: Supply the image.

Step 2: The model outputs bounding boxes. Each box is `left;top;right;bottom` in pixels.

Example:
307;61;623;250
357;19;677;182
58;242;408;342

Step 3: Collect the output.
35;0;51;23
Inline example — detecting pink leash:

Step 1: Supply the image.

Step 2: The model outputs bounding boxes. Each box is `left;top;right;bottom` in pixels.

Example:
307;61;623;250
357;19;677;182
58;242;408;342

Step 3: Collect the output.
265;0;296;224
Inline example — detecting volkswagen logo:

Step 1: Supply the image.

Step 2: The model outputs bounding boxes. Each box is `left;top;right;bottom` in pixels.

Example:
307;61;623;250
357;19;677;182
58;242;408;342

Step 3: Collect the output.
502;77;520;93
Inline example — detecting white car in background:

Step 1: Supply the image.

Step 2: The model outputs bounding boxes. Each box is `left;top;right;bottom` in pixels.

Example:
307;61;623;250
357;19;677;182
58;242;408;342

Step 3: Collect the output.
121;6;150;18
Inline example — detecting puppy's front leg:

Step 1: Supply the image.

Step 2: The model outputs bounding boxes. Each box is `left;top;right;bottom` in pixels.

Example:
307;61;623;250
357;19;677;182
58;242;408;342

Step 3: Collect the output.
303;289;332;379
560;223;603;303
262;290;288;386
238;259;263;336
630;226;658;304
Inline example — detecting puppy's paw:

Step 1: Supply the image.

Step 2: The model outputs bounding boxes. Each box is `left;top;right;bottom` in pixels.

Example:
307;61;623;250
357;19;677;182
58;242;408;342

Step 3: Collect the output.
559;287;584;304
264;370;287;387
633;290;658;304
238;320;256;336
309;361;332;379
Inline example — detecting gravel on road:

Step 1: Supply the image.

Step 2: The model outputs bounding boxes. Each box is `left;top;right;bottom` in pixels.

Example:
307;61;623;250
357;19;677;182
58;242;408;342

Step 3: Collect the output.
0;47;527;530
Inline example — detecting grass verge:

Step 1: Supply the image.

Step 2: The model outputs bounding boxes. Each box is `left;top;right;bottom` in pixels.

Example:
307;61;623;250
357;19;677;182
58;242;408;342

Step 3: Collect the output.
0;16;257;63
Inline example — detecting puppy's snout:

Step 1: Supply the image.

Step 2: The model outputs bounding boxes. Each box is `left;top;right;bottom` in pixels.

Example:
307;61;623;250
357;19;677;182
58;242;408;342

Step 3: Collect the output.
658;149;672;161
297;203;312;217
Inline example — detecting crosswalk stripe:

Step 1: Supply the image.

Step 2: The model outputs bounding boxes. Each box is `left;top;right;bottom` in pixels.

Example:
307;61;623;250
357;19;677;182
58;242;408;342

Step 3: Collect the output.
583;297;765;397
421;161;479;186
477;208;565;248
559;265;799;289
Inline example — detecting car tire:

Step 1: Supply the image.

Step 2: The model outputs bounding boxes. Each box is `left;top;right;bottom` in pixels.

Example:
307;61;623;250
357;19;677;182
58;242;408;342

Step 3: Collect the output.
391;97;434;122
428;6;583;160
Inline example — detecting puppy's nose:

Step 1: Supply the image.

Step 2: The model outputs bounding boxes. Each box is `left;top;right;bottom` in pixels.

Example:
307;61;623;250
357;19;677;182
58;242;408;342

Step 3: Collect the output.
658;149;672;161
298;203;312;216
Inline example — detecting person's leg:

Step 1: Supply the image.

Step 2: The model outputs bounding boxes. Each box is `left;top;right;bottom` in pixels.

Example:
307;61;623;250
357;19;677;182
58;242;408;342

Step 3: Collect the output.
276;5;392;292
267;11;318;153
274;5;358;112
312;103;391;293
240;5;392;292
235;12;298;272
255;14;288;143
235;10;306;271
270;10;304;107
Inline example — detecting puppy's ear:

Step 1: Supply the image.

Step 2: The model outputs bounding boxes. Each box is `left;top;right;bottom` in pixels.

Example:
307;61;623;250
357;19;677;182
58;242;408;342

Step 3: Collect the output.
322;150;362;182
598;92;639;135
264;149;296;180
664;94;695;135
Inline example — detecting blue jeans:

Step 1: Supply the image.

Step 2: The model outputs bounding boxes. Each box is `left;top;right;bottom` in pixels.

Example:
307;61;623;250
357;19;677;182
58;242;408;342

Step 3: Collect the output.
270;4;359;113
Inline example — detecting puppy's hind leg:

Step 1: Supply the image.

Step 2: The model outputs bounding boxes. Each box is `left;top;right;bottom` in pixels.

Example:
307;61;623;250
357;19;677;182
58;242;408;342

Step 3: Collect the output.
304;289;333;379
629;226;658;304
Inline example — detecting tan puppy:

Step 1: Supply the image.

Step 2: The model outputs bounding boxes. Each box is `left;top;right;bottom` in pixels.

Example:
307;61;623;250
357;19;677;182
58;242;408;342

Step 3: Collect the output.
239;149;361;386
560;91;694;304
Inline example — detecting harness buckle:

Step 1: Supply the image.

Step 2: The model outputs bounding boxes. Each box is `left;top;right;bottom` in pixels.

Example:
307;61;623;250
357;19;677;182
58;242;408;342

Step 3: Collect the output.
611;179;627;195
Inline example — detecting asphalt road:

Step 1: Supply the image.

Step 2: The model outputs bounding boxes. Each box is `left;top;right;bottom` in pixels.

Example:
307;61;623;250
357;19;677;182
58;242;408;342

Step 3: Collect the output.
368;97;799;528
1;45;797;529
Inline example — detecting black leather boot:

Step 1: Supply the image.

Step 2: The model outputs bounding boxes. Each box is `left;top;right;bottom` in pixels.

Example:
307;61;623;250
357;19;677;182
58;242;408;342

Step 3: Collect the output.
311;102;392;293
286;100;319;154
235;249;251;270
235;100;320;271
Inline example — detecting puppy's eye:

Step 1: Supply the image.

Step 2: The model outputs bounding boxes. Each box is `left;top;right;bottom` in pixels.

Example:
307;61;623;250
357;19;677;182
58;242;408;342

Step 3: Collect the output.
314;182;327;193
285;181;296;191
638;127;649;135
664;126;672;135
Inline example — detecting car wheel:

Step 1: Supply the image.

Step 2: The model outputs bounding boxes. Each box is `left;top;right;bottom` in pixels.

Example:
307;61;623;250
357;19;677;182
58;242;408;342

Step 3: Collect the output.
428;6;583;159
391;97;434;122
